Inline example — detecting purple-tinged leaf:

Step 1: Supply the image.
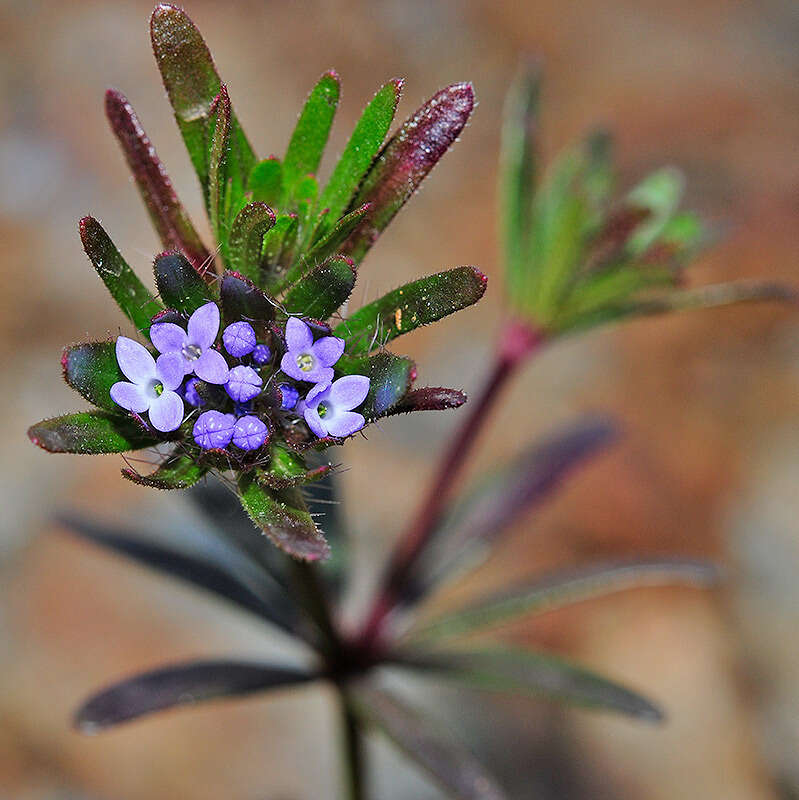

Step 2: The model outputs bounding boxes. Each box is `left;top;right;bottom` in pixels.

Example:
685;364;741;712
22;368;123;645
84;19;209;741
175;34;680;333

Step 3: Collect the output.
79;216;163;336
238;473;331;562
393;646;663;722
341;83;475;264
282;255;356;321
62;341;123;412
336;351;416;421
335;266;487;355
219;271;275;333
409;560;719;643
227;202;276;283
104;89;212;275
154;251;215;315
28;411;161;454
122;451;207;490
75;659;313;732
350;683;507;800
207;86;232;256
384;387;467;416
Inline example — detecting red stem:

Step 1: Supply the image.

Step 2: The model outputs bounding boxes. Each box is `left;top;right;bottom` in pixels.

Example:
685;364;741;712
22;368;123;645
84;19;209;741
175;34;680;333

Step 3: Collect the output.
357;318;545;652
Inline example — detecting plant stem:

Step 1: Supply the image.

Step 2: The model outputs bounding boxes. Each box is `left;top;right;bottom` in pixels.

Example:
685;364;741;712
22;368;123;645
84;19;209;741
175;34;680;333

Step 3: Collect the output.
340;694;365;800
288;560;341;660
357;318;545;651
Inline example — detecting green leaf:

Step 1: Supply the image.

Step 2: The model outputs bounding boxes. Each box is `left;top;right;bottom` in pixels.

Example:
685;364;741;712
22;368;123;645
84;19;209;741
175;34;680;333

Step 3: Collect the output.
305;203;371;266
122;451;207;489
336;351;416;420
341;83;475;264
154;251;215;314
219;271;275;330
79;217;162;335
335;266;487;356
104;89;212;276
228;202;276;282
62;341;123;412
625;167;684;255
350;683;507;800
408;560;718;643
261;214;299;290
282;255;356;320
28;411;162;454
208;87;232;255
394;647;663;722
318;79;403;226
249;157;283;208
282;71;340;204
150;4;256;207
257;443;332;489
237;473;330;562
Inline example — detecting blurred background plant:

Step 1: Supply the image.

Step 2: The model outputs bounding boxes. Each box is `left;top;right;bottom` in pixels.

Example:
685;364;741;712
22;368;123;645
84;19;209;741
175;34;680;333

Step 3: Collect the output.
4;2;799;799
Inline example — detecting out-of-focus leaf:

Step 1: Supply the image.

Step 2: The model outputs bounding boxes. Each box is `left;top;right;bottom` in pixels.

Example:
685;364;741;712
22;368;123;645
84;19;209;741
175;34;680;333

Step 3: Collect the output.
105;89;211;274
335;266;486;355
624;167;684;255
28;412;162;454
393;646;663;721
150;4;256;207
408;560;719;643
153;251;214;315
75;659;313;731
282;71;340;203
122;451;207;489
350;683;508;800
318;79;403;226
341;83;475;264
219;271;275;331
79;217;162;335
336;351;416;420
385;387;467;416
238;473;330;562
249;157;283;208
283;255;356;320
228;202;276;282
62;341;123;413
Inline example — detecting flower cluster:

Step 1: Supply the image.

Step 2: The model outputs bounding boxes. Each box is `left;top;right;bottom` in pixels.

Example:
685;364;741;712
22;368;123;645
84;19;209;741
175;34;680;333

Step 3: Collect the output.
111;301;370;452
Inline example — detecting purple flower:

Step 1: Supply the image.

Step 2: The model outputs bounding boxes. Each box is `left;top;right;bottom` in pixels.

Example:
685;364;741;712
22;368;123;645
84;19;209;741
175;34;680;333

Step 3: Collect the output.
280;317;345;384
150;302;229;384
222;321;256;358
277;383;299;411
110;337;184;432
232;415;269;450
193;410;235;450
182;377;204;407
303;375;370;438
252;343;272;365
225;365;263;403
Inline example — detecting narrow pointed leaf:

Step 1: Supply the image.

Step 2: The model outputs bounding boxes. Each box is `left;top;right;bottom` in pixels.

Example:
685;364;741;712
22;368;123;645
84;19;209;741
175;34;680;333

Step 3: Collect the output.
28;411;162;454
219;271;275;330
341;83;475;263
318;79;403;225
335;266;487;355
261;214;299;290
228;202;276;282
394;647;663;721
122;451;207;489
304;203;371;269
104;89;211;274
336;351;416;420
238;473;330;562
282;71;340;202
62;341;123;412
625;167;684;255
249;157;283;208
384;387;467;416
76;659;313;731
350;684;507;800
79;217;162;335
208;87;232;250
154;251;214;314
409;560;719;642
150;4;256;205
283;255;356;320
257;444;332;489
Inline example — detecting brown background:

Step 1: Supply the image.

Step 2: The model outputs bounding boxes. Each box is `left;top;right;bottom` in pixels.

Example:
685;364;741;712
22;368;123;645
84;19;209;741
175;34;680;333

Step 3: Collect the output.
2;0;799;797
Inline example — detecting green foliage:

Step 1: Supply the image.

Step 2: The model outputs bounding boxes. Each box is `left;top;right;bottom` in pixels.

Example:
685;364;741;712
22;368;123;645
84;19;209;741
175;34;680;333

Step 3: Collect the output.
282;255;356;320
153;251;214;314
227;202;276;282
122;452;208;489
62;342;123;413
28;411;162;454
336;351;416;420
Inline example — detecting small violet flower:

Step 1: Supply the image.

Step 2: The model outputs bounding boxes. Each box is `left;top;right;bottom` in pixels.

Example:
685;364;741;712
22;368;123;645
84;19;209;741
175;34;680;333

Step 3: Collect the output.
222;321;256;358
304;375;370;439
232;415;269;450
193;410;235;450
280;317;345;384
277;383;299;411
150;302;229;384
110;337;184;432
252;343;272;365
225;365;263;403
182;377;204;407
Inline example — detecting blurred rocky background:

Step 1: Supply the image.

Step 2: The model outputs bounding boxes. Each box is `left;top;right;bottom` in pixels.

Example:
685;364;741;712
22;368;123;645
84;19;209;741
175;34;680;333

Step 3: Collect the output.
2;0;799;797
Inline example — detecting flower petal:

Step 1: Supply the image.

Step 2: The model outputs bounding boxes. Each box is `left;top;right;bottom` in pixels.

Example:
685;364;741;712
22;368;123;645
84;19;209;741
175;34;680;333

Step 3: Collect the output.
303;406;327;437
156;352;187;391
285;317;313;352
280;351;307;382
109;381;150;414
149;322;187;354
187;302;220;350
312;336;345;367
194;348;229;384
305;382;330;408
329;374;370;410
115;337;156;384
147;390;184;432
307;365;335;385
324;411;365;438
